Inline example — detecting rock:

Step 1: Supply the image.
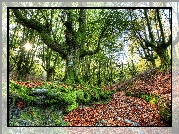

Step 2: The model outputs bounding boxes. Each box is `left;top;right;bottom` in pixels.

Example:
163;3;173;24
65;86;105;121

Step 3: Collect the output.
21;120;29;126
9;106;21;119
32;88;49;94
124;118;140;126
95;119;107;126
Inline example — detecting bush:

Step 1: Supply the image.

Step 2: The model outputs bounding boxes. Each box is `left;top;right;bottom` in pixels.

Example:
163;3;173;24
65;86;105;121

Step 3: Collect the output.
158;98;172;126
76;90;85;103
99;90;109;100
100;89;114;100
89;88;100;102
65;102;78;113
76;90;91;104
9;81;36;105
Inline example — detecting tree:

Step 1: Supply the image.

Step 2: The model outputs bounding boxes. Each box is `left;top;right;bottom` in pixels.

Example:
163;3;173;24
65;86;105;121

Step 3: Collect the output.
9;22;38;80
128;9;171;68
37;43;60;81
10;8;129;83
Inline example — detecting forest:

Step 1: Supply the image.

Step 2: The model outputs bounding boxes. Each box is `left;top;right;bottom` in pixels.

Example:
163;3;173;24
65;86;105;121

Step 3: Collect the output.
8;8;172;126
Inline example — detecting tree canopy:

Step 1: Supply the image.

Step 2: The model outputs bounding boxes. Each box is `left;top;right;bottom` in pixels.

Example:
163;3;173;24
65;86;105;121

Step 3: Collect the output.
9;8;171;84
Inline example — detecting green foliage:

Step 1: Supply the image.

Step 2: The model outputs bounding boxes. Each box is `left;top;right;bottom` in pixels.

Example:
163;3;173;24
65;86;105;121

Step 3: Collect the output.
149;97;158;104
99;90;108;100
9;81;36;105
77;86;114;106
65;102;78;113
89;88;100;102
9;80;115;126
125;91;159;105
100;89;113;100
126;91;132;96
89;87;115;103
55;84;114;113
158;98;172;126
159;107;171;126
62;92;77;105
141;94;151;102
45;88;78;113
76;90;91;104
60;86;71;93
9;106;70;126
9;81;23;90
158;64;171;72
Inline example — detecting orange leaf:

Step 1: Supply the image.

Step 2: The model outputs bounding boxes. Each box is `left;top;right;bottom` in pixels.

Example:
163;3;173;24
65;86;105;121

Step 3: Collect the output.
30;111;34;115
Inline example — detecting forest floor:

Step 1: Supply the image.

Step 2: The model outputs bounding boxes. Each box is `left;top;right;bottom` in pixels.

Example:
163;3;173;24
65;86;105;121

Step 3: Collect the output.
9;67;173;127
64;67;171;126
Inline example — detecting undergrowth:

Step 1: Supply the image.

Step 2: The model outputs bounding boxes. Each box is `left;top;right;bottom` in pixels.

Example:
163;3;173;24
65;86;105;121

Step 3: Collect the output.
9;80;115;126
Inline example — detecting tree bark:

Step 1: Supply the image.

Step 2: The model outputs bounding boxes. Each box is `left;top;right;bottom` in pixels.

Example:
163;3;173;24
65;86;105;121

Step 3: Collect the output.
63;48;81;83
156;48;170;68
46;68;54;81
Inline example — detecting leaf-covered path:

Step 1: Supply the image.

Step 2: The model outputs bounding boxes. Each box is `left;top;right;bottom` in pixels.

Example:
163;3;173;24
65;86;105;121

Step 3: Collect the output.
64;92;164;126
64;68;171;126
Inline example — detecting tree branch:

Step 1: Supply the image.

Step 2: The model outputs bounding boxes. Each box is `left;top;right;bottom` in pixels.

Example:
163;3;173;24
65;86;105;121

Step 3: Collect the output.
79;28;103;58
144;9;155;43
164;34;172;49
80;17;109;58
156;9;166;44
11;9;67;59
11;9;46;32
80;46;100;58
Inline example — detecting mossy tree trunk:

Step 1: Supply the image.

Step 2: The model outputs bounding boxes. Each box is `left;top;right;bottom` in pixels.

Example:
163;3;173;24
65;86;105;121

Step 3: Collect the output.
11;8;128;83
143;9;171;68
129;9;171;69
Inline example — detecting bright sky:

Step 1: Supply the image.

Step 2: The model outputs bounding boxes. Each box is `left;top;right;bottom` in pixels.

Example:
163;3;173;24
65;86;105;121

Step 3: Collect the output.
24;42;33;51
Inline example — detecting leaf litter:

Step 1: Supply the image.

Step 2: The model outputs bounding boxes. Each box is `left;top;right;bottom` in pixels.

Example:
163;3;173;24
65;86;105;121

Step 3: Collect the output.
64;68;171;126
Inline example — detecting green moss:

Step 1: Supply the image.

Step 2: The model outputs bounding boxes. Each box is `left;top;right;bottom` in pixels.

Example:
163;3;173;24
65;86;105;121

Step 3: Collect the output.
125;91;159;105
149;97;158;104
76;90;91;104
126;92;132;96
65;102;78;113
158;98;172;126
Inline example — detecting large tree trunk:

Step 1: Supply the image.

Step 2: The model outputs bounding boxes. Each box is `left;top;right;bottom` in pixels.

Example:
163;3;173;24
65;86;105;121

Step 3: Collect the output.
143;9;171;68
11;9;102;84
46;68;54;81
63;48;80;83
